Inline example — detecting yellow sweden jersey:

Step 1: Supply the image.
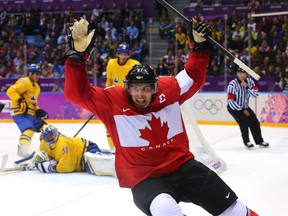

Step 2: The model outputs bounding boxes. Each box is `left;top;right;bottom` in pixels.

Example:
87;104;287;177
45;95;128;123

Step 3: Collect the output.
6;77;41;116
40;135;89;173
105;58;140;87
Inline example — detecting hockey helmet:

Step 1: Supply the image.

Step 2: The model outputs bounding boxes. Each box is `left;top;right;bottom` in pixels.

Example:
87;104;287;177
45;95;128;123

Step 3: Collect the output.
116;43;130;54
28;64;41;74
41;125;59;150
124;64;158;94
236;66;247;73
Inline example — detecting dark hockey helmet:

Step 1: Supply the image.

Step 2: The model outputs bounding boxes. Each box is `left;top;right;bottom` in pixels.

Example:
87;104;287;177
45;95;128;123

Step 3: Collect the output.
236;67;248;74
124;65;158;105
124;64;157;89
41;125;59;150
28;64;41;74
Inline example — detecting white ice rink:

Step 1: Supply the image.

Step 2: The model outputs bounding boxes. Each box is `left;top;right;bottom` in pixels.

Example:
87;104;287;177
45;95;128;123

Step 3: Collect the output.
0;122;287;216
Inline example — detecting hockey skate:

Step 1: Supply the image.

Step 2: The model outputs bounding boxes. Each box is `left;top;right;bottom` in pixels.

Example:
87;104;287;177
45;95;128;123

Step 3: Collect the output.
17;144;31;157
256;141;269;147
244;142;254;148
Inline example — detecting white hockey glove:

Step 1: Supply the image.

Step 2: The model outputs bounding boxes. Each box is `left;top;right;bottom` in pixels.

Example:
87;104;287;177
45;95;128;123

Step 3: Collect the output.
35;160;57;173
64;18;97;62
34;151;50;163
187;16;213;52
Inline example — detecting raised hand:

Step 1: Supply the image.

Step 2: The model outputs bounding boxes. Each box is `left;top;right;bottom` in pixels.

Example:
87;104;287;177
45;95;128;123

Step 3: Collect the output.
65;18;97;62
187;16;213;52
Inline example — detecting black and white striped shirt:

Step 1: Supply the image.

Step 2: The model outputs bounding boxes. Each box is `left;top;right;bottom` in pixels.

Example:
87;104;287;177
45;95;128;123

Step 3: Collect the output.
227;77;259;111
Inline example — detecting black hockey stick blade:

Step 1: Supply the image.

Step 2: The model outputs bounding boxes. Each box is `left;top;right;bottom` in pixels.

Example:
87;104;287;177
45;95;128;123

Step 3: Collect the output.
0;104;5;113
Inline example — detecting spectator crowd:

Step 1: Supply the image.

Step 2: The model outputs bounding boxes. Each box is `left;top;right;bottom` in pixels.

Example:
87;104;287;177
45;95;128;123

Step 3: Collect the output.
156;1;288;91
0;2;148;83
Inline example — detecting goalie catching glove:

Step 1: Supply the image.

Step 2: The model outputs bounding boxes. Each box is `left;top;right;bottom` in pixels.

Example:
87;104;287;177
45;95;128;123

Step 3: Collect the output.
187;16;213;53
34;151;50;163
65;18;97;62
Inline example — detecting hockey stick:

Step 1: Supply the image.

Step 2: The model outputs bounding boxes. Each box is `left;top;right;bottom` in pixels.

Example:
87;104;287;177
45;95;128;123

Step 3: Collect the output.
14;151;36;165
73;114;94;137
0;103;4;112
0;154;8;172
0;164;28;173
156;0;260;81
0;151;36;173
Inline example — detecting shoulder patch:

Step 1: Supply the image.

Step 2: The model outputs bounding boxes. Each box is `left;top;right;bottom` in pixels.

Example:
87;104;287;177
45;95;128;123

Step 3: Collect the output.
20;78;27;84
62;146;68;154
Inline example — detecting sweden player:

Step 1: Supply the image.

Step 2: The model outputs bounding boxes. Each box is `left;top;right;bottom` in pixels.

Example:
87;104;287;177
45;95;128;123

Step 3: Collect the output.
34;124;115;176
105;43;140;87
105;43;140;149
6;64;48;157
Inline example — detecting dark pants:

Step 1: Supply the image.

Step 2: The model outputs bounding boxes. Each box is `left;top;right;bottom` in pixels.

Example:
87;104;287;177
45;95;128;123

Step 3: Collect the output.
132;159;237;216
227;106;264;144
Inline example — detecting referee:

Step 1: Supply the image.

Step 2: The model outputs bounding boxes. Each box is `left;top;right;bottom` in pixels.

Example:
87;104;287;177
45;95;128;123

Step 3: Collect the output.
227;67;269;148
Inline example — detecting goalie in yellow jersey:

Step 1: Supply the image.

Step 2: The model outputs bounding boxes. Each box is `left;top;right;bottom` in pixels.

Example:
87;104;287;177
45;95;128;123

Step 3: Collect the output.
6;64;48;157
105;43;140;149
34;124;115;176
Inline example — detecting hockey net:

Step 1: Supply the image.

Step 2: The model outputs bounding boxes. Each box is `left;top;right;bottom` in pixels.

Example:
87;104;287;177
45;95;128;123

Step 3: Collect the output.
181;99;227;174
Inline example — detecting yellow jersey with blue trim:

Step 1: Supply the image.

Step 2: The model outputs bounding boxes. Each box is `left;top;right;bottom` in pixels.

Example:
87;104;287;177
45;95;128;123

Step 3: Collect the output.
40;135;89;173
6;77;41;116
105;58;140;87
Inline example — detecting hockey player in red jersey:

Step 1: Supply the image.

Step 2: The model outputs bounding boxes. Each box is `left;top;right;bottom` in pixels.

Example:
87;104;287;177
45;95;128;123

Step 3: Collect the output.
64;17;259;216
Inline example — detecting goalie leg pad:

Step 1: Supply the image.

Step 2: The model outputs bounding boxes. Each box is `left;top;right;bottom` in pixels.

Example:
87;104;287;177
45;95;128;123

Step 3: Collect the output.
84;152;115;177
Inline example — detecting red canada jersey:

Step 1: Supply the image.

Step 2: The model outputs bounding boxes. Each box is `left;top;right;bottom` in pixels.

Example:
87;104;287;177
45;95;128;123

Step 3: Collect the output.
64;52;210;188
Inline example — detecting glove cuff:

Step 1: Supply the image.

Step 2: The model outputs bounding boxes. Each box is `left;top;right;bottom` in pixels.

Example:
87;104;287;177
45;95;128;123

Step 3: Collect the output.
64;50;90;62
191;41;214;53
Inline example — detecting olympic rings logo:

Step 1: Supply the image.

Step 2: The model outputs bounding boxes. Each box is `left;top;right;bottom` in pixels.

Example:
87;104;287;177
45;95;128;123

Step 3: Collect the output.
194;99;223;115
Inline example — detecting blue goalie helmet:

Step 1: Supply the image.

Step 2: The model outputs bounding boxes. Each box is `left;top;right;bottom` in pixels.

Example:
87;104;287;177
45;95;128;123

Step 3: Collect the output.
41;125;59;150
28;64;41;74
116;43;130;54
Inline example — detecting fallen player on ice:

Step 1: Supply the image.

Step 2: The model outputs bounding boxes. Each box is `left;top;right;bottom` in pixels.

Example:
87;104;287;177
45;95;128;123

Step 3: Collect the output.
15;124;115;177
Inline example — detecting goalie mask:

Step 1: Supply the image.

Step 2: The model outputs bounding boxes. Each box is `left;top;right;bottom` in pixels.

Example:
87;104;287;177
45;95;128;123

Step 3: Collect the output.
41;125;59;150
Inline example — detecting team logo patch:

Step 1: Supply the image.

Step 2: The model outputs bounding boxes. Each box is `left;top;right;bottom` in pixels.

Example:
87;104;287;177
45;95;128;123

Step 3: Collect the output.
62;146;68;154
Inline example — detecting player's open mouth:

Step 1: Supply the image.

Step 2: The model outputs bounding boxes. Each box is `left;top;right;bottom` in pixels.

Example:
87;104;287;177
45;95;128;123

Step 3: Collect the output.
135;99;148;108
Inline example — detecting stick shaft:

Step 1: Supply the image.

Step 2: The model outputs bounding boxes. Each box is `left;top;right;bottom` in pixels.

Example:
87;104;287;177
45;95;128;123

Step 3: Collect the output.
156;0;260;80
73;114;94;137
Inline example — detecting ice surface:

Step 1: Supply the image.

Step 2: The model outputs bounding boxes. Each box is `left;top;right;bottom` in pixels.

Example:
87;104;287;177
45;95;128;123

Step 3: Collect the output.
0;122;287;216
